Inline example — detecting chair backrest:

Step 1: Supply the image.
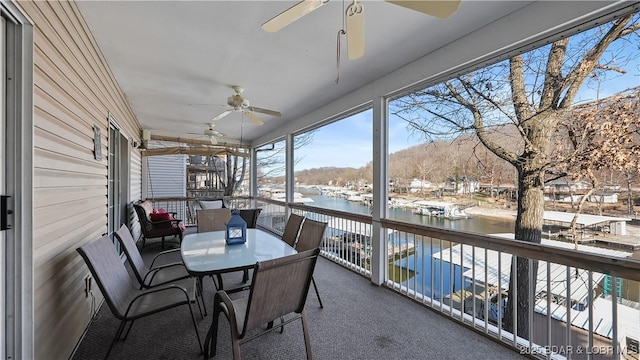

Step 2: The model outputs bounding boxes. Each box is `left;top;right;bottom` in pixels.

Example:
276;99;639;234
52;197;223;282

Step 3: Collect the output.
242;248;320;336
76;235;137;319
197;208;232;232
295;218;328;252
281;213;305;247
133;201;153;233
238;208;262;228
114;224;148;285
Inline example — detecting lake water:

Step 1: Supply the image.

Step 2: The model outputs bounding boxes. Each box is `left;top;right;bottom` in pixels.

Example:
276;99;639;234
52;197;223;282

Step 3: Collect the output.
305;193;515;298
303;192;639;301
307;193;516;234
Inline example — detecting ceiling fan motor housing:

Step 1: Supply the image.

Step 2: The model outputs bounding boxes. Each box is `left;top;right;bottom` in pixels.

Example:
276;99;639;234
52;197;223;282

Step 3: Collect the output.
227;94;249;109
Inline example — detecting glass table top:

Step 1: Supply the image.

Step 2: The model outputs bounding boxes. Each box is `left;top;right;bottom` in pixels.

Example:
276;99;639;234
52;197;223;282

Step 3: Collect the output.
180;228;297;275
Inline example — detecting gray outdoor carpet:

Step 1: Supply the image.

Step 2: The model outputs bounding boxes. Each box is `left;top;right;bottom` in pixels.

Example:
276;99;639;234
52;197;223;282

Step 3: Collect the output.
71;240;526;360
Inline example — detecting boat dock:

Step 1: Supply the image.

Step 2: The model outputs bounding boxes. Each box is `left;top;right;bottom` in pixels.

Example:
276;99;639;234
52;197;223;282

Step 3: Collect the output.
325;235;416;262
574;234;640;250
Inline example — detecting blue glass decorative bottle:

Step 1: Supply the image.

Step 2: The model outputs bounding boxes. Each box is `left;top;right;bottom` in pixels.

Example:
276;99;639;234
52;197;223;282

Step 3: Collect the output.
225;210;247;245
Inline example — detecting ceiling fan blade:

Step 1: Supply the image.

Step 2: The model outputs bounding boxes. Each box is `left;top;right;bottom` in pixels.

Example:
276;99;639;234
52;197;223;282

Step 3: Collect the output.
247;106;281;117
212;109;233;121
346;1;365;60
218;136;240;144
244;111;265;126
386;0;460;19
262;0;328;33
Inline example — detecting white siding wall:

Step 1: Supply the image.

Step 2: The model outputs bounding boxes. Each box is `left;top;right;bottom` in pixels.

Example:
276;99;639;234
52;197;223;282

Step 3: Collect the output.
129;150;143;239
144;152;187;221
18;2;142;359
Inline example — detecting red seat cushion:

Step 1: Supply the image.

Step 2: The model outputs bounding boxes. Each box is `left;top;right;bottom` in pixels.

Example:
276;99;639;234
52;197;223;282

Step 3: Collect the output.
150;212;172;222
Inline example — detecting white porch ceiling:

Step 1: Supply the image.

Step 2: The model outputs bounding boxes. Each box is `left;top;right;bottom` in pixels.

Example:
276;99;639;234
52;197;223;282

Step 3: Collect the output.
75;1;629;146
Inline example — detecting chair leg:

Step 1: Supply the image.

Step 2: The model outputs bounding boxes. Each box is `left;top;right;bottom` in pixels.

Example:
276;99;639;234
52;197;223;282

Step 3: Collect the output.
195;276;207;317
194;291;205;319
216;274;224;290
187;302;203;354
122;319;135;340
105;320;127;360
231;334;241;360
204;304;221;359
311;276;323;309
242;269;249;283
301;310;313;360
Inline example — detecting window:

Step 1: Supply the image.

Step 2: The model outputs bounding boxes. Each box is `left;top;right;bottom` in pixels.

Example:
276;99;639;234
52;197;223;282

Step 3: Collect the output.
292;110;372;214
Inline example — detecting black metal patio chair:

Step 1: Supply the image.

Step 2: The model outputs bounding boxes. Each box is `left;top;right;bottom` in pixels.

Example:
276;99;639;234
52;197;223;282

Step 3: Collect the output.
77;235;202;359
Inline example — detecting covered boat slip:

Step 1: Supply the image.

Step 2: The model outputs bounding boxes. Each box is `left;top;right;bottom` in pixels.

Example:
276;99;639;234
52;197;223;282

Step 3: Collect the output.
433;235;639;351
412;200;469;219
432;234;632;307
544;210;631;236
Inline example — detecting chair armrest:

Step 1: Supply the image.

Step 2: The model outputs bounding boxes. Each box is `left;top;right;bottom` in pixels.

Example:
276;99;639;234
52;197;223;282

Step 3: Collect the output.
150;248;181;268
124;284;190;318
214;290;237;324
205;290;237;359
147;218;182;230
148;219;175;226
143;262;188;286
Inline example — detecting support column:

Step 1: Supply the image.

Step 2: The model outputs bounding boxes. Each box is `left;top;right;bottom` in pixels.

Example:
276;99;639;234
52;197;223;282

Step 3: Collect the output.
250;147;257;198
285;134;294;214
371;95;388;286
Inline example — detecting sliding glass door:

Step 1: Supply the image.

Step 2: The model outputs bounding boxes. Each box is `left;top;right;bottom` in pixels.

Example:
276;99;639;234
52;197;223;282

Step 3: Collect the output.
108;121;130;243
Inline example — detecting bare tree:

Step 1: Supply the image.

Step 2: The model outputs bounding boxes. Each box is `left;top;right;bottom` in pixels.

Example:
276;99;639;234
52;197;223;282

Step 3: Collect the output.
213;151;249;196
557;92;640;246
390;13;640;337
215;130;319;196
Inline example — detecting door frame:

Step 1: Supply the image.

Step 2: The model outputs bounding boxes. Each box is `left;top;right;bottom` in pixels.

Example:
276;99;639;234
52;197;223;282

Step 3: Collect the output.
107;116;130;245
1;3;33;359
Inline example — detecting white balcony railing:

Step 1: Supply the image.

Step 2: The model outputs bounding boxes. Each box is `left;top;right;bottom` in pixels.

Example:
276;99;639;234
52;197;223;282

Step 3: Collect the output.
142;195;640;360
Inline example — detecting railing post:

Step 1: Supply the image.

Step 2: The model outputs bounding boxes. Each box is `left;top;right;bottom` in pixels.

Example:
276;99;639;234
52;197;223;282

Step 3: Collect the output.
285;134;294;219
250;147;258;198
370;94;388;286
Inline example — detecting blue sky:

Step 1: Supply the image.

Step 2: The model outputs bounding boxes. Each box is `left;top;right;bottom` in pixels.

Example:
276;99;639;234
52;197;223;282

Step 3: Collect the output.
289;18;640;172
293;109;425;170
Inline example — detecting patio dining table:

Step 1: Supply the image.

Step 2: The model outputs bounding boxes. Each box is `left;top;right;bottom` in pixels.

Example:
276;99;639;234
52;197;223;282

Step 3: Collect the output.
180;228;297;292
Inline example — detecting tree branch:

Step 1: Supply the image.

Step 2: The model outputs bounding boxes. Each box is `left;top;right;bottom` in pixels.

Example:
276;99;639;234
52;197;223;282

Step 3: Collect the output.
560;14;634;107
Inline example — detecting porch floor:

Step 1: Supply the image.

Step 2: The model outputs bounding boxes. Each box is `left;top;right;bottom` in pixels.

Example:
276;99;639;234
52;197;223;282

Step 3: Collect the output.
72;234;526;360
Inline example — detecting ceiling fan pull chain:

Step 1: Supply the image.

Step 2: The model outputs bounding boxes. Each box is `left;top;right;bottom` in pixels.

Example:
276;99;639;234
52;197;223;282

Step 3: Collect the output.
335;29;346;84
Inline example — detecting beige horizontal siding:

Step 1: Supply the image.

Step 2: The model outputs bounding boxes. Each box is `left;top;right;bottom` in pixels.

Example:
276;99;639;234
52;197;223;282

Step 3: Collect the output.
16;1;143;359
130;151;143;238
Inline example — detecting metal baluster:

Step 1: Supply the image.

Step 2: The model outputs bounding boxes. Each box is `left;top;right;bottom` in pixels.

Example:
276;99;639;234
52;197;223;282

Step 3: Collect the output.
612;276;619;360
472;245;476;326
484;247;489;334
566;266;572;360
546;262;551;360
588;270;594;360
429;236;434;307
512;255;518;347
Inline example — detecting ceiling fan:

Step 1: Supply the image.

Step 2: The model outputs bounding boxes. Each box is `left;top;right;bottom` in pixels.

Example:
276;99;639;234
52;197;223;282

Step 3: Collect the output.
211;85;282;126
262;0;461;60
187;123;234;145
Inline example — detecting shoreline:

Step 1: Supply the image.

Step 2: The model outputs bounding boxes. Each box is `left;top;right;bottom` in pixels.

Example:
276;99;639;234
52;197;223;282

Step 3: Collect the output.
465;206;640;236
465;206;516;221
